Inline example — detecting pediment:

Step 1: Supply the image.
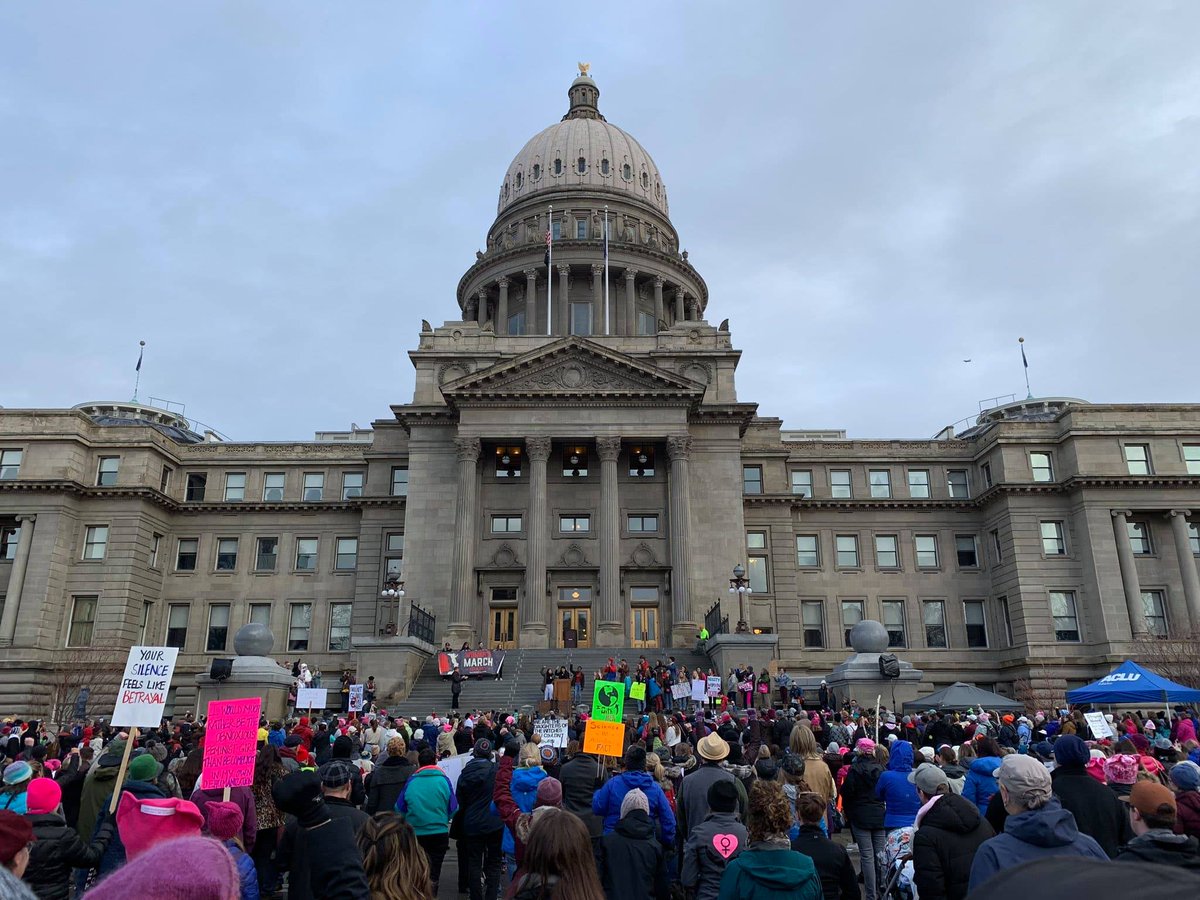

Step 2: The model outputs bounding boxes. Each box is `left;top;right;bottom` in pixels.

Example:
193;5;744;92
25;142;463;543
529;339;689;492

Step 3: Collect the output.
440;337;705;404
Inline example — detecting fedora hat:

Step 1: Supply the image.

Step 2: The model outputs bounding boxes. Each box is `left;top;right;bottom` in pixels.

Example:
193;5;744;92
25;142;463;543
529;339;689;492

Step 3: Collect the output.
697;732;729;762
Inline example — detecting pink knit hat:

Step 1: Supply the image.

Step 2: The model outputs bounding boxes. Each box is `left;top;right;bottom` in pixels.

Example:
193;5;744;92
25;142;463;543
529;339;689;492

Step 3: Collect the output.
855;738;877;755
25;777;61;815
1086;757;1108;783
82;835;238;899
203;801;243;842
1104;754;1139;785
116;792;204;859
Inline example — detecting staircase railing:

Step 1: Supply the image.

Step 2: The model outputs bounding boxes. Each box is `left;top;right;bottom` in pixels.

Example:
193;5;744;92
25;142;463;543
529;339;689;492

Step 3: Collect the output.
406;602;436;645
704;600;728;637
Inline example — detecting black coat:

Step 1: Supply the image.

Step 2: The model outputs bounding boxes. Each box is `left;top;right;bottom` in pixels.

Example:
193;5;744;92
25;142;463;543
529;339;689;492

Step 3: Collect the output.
791;824;860;900
840;757;885;829
911;792;994;900
365;756;414;814
25;813;113;900
559;753;609;838
1115;830;1200;870
1051;764;1132;858
458;757;503;836
596;810;669;900
277;813;370;900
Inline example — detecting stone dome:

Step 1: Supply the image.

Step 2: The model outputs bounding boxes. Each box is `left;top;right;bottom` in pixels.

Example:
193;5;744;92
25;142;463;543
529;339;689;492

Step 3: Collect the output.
497;74;669;218
849;619;890;654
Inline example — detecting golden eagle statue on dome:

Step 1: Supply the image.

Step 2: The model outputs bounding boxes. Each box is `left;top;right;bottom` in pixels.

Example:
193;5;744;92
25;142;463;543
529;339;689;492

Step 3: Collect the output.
577;61;590;76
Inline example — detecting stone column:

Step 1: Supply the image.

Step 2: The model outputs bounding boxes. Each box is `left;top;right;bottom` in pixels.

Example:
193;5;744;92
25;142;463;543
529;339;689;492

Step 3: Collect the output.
686;296;701;321
596;437;624;645
667;436;696;641
624;268;638;335
1112;510;1149;637
556;264;570;336
496;277;509;334
447;439;480;641
522;268;539;335
0;515;35;646
653;277;664;328
522;437;552;647
1167;510;1200;630
476;288;487;325
674;289;685;324
591;264;604;335
463;295;478;323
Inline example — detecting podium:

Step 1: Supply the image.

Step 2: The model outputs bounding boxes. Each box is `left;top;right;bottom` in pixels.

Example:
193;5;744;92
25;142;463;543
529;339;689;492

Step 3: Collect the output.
553;678;572;715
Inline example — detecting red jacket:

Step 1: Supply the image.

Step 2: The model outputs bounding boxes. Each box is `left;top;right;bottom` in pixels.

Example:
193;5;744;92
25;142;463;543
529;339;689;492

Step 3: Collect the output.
1176;790;1200;841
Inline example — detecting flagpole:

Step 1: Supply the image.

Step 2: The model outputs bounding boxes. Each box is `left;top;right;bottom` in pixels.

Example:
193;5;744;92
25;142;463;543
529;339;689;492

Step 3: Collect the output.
603;206;609;335
132;340;145;402
546;206;553;336
1019;336;1032;399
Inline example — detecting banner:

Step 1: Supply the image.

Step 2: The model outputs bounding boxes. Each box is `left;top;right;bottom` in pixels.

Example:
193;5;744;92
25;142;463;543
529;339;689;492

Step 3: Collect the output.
583;719;625;757
111;646;179;728
629;682;646;701
297;687;328;709
348;684;364;712
535;718;568;748
671;683;690;701
203;697;261;790
691;679;707;702
706;676;723;697
1084;711;1114;739
591;680;625;723
437;649;506;677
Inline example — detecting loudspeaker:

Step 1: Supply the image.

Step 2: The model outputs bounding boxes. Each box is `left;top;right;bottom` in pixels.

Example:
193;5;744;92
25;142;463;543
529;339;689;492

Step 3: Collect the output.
878;654;900;679
210;658;233;682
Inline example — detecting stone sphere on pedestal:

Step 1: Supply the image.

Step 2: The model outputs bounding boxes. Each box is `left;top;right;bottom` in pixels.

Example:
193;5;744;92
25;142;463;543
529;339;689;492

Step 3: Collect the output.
234;622;274;657
849;620;889;654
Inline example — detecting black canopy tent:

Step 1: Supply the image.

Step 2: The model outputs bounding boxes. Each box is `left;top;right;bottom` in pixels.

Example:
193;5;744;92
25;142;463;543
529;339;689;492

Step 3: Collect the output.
901;681;1024;714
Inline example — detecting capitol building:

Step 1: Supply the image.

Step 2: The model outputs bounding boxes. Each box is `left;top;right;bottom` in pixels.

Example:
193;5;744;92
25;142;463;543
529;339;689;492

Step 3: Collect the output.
3;71;1200;714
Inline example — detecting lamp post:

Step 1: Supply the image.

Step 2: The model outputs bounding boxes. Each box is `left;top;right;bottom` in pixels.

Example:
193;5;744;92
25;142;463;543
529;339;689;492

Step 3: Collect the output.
380;574;406;636
729;563;752;633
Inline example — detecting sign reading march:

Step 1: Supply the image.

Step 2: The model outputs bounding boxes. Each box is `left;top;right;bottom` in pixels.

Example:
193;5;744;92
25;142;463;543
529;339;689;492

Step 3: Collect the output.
204;697;261;790
591;680;625;723
112;646;179;728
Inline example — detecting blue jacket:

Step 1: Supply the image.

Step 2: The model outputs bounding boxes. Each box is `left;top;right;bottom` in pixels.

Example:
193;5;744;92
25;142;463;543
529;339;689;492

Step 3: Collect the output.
962;756;1003;815
967;798;1106;891
501;765;547;855
268;728;285;748
396;766;458;836
592;770;676;845
225;839;260;900
875;741;921;829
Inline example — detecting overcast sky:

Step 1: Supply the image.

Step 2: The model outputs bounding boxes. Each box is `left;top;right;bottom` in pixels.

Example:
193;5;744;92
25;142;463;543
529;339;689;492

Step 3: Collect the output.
4;2;1198;440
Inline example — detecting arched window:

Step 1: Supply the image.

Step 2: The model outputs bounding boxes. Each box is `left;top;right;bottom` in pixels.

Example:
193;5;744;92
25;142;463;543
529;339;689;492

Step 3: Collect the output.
622;163;632;181
577;156;586;174
515;171;523;189
641;171;649;189
601;158;610;175
655;179;660;199
554;158;563;176
504;182;509;200
532;163;541;181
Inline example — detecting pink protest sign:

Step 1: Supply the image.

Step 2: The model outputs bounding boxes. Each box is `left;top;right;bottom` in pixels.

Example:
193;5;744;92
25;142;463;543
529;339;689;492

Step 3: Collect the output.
203;697;261;790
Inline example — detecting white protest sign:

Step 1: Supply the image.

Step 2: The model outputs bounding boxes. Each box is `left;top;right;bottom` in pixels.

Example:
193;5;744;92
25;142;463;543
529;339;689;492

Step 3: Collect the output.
348;684;364;712
671;683;690;701
706;676;723;697
536;719;569;748
1084;711;1114;740
297;687;328;709
111;646;179;728
437;752;471;790
691;679;707;702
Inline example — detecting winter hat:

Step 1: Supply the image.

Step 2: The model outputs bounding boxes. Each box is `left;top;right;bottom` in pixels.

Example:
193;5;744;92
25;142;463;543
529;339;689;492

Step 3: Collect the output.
539;745;557;765
127;753;163;782
1030;741;1055;762
0;811;32;866
708;779;739;813
1129;733;1151;755
318;759;356;789
116;792;204;859
42;758;61;774
918;746;936;763
81;835;238;900
204;800;244;842
1053;735;1090;767
1086;757;1108;783
855;738;876;755
25;777;61;815
620;787;650;818
534;777;562;808
1;761;31;786
1104;754;1139;785
754;758;778;781
331;735;354;759
472;739;493;759
1168;761;1200;792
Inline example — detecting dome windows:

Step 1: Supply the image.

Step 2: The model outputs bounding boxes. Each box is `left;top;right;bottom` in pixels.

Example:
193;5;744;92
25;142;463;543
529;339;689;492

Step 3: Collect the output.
601;157;610;176
515;171;523;189
577;156;586;174
622;163;633;181
532;163;541;181
641;170;650;189
554;157;563;176
655;179;660;199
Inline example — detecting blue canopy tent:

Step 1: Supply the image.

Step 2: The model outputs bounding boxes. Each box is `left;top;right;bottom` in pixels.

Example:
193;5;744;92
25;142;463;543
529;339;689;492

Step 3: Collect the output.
1066;660;1200;720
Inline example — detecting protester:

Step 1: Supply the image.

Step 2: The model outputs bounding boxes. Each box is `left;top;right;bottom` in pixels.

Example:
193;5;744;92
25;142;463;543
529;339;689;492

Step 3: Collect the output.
203;800;260;900
1049;734;1130;857
962;737;1004;815
395;747;457;894
789;725;836;819
908;763;992;900
507;807;604;900
678;734;744;839
682;780;748;900
596;788;669;900
81;835;239;900
1170;760;1200;839
0;810;33;880
250;745;286;895
1114;779;1200;869
591;746;675;845
273;770;371;900
22;777;113;900
356;813;433;900
790;791;859;900
558;741;609;840
495;740;549;878
718;780;822;900
367;736;415;814
458;739;504;900
874;739;920;829
0;763;32;814
840;737;886;900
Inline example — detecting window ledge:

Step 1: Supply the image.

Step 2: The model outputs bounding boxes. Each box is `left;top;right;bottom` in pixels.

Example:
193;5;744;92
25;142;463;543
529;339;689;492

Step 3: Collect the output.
835;567;863;574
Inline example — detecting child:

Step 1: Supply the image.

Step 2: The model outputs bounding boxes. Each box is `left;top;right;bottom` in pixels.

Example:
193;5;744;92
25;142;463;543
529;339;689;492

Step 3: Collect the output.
203;800;259;900
596;788;669;900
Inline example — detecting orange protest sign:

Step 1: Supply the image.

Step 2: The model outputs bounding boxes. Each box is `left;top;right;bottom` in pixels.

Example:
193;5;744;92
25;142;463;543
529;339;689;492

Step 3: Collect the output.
582;719;625;757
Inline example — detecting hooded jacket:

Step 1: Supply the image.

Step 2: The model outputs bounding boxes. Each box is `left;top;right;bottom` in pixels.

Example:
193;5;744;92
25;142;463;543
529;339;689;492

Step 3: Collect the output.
365;755;414;814
1175;790;1200;840
592;769;676;845
558;752;608;838
24;812;113;900
1049;763;1131;857
790;824;858;900
967;798;1108;892
682;811;748;900
457;756;503;836
874;741;920;828
911;793;994;900
1115;829;1200;870
494;759;547;856
597;809;669;900
75;761;122;845
962;756;1003;815
395;765;457;836
940;763;967;795
717;844;823;900
840;754;885;829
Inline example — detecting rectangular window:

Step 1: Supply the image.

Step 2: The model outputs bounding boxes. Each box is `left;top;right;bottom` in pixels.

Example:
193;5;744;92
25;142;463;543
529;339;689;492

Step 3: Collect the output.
1030;452;1054;482
1128;521;1152;555
914;534;939;568
176;538;198;571
1050;591;1080;642
0;526;17;561
991;529;1003;564
248;603;271;627
288;603;312;652
329;602;352;651
999;595;1014;646
263;472;285;501
964;600;988;648
206;604;230;651
842;600;864;646
295;538;318;571
835;534;859;568
908;469;930;499
955;534;979;568
869;469;891;498
923;601;947;648
875;534;899;569
255;537;278;571
628;447;655;477
341;472;364;499
627;515;658;533
947;469;970;498
385;533;404;577
552;220;562;240
796;535;819;567
1184;445;1200;476
830;469;852;498
1124;443;1152;475
559;515;591;533
1141;590;1168;637
1190;523;1200;555
576;218;587;239
882;599;906;647
224;472;246;501
166;604;189;649
391;467;409;496
1040;521;1066;556
563;447;589;477
747;555;768;593
215;538;238;571
186;473;207;502
506;310;526;335
636;310;656;335
0;449;22;480
802;601;824;648
159;465;171;492
302;473;324;501
150;533;162;568
743;465;763;495
981;462;993;488
746;532;766;550
83;525;108;560
790;470;813;497
67;596;97;647
335;537;358;570
569;302;592;335
96;456;120;486
491;515;523;533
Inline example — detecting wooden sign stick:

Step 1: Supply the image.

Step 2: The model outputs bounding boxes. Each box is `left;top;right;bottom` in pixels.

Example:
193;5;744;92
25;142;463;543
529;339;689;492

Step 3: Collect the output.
223;786;231;801
108;725;139;814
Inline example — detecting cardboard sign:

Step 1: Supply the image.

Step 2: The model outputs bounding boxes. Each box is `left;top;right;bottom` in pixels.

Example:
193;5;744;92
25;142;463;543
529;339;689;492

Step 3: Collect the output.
629;682;646;701
297;687;328;709
671;683;691;701
436;752;471;790
583;719;625;757
535;718;569;748
1084;711;1114;739
706;676;723;697
591;680;625;723
690;679;707;702
348;684;364;712
111;646;179;728
203;697;261;790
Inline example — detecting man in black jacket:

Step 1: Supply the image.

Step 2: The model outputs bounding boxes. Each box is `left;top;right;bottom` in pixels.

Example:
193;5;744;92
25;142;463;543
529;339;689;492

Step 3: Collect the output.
365;736;414;813
458;739;505;900
909;763;993;900
273;770;370;900
792;792;859;900
1050;735;1131;857
840;740;886;900
558;743;609;840
596;788;669;900
1116;780;1200;870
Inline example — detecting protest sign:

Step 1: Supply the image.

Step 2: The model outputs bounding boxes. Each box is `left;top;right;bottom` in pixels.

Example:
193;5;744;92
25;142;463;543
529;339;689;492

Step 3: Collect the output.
203;697;261;790
348;684;364;712
591;680;625;723
112;646;179;728
297;687;328;709
671;683;690;701
706;676;723;697
437;753;471;790
629;682;646;701
536;718;569;748
691;679;707;702
1084;711;1114;740
583;719;625;757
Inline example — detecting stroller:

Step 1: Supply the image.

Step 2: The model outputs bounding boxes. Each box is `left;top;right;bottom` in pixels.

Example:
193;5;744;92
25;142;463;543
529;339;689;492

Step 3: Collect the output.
880;826;917;900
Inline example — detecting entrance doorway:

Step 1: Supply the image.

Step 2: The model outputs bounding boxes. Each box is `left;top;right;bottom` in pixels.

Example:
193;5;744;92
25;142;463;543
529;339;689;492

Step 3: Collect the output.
631;607;658;648
557;586;592;648
489;607;516;649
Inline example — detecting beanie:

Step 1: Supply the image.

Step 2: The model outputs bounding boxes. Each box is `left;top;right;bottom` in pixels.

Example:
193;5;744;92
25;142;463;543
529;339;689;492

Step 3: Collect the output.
25;777;61;815
1104;754;1139;785
1052;735;1089;767
620;787;650;818
127;753;163;782
534;777;563;808
1086;757;1108;783
0;810;32;866
1169;761;1200;792
855;738;876;755
708;778;739;813
204;800;244;842
81;835;238;900
115;792;204;859
1;761;31;786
